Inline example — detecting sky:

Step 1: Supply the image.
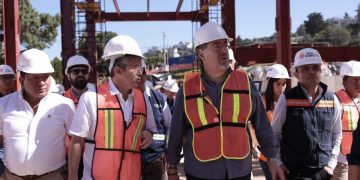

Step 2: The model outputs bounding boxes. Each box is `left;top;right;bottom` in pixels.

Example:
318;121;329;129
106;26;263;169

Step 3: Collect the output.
29;0;360;60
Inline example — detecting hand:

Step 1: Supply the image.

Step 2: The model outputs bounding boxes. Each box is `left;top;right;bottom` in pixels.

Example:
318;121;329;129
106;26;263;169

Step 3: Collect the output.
324;166;334;175
140;130;153;149
268;159;286;180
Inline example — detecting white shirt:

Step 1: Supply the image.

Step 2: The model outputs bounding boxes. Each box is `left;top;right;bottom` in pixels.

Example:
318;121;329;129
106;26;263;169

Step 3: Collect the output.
69;80;157;180
0;91;75;176
272;85;342;169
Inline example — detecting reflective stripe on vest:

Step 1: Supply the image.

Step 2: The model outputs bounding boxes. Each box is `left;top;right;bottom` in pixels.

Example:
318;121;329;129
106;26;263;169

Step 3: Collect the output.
183;70;252;162
336;89;359;155
91;82;146;180
287;99;334;108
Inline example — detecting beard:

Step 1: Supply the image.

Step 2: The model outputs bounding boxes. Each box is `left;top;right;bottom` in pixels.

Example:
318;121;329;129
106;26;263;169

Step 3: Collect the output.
70;77;88;90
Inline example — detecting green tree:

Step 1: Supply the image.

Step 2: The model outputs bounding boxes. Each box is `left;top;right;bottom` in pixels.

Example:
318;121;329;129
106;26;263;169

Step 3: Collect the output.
143;46;163;69
304;12;328;36
0;0;60;62
318;26;351;45
52;56;63;83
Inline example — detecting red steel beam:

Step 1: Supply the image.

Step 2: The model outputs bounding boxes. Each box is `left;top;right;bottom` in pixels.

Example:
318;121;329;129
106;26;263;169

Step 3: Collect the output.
86;0;98;84
176;0;184;16
3;0;20;89
200;0;208;25
222;0;236;50
235;46;360;66
60;0;76;89
276;0;291;71
112;0;121;17
99;11;207;21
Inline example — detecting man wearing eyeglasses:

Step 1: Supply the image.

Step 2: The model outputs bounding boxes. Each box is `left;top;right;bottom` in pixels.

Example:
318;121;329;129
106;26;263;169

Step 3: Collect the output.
68;35;156;180
64;55;95;108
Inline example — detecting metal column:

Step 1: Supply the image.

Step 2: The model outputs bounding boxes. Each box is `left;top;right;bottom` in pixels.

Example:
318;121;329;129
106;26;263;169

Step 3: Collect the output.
60;0;76;89
276;0;291;70
85;0;98;84
222;0;236;52
2;0;20;89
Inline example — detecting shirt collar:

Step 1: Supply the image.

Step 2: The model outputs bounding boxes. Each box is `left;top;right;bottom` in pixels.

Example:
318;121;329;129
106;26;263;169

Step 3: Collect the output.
108;79;134;97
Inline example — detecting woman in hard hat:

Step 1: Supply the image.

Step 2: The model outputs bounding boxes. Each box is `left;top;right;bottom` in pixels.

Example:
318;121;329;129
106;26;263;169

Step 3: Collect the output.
259;64;290;180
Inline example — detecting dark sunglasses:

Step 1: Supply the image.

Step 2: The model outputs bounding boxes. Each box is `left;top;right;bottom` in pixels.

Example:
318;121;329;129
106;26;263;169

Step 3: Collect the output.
70;69;89;75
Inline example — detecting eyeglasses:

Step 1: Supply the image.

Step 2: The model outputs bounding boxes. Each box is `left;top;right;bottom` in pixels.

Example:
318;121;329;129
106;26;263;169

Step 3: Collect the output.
70;69;89;75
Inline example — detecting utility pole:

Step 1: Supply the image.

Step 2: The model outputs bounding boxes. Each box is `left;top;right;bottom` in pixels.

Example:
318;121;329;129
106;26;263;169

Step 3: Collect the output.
162;32;166;66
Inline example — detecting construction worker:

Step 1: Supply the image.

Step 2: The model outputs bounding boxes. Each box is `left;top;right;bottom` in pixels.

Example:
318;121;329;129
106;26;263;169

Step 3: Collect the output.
64;55;94;108
333;60;360;180
136;60;172;180
0;64;16;176
161;78;179;113
0;65;15;97
348;118;360;180
64;55;93;179
272;48;342;179
166;22;283;180
257;64;290;180
68;35;157;180
0;48;75;179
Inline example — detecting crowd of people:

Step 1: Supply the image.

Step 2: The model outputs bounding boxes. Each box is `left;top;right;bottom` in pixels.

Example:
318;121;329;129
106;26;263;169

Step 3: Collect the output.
0;21;358;180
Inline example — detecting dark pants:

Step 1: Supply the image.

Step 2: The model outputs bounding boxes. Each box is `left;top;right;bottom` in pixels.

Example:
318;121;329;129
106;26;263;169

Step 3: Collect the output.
285;167;332;180
186;173;251;180
141;156;164;180
259;160;272;180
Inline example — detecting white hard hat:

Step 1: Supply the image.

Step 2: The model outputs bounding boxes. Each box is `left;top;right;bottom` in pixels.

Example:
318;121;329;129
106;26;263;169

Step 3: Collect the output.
340;60;360;77
0;65;15;75
194;22;233;49
266;64;290;79
163;79;179;93
293;48;322;69
49;76;59;93
228;48;235;61
65;55;91;75
102;35;145;72
17;48;54;74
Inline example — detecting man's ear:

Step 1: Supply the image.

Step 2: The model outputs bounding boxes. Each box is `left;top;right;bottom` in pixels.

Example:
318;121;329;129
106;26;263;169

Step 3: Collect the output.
197;49;205;62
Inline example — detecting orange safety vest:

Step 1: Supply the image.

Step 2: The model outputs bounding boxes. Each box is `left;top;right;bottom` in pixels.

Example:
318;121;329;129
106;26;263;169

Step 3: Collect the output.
64;89;79;108
89;82;147;180
335;89;360;155
183;70;252;162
